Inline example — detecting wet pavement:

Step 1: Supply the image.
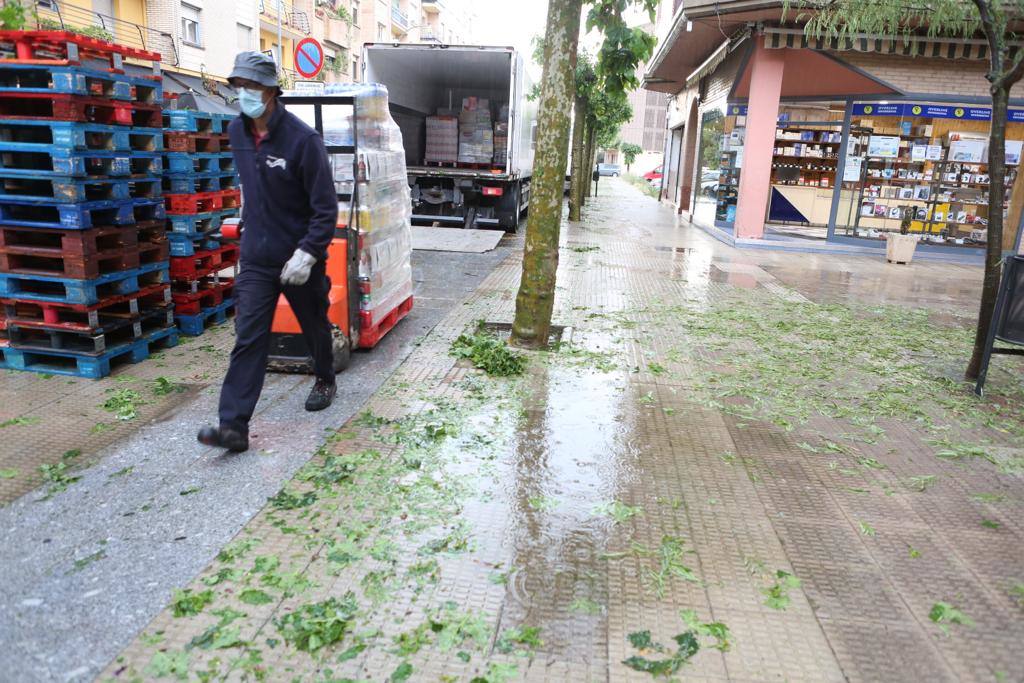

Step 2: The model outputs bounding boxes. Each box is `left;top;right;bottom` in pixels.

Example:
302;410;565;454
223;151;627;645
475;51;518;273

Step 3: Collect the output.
0;242;519;682
6;178;1024;682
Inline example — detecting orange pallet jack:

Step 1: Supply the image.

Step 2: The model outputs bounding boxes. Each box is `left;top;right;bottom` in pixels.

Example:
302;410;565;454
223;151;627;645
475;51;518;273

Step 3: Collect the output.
220;93;413;373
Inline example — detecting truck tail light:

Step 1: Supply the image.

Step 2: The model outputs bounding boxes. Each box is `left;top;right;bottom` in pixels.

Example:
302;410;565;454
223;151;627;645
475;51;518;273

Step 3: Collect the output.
482;186;504;197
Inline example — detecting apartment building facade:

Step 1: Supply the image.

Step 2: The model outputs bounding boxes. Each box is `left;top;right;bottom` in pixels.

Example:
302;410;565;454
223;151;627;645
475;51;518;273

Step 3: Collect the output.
34;0;360;86
357;0;474;55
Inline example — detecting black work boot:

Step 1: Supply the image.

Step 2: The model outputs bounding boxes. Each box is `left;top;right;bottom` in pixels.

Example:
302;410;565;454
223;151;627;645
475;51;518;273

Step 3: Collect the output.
305;378;336;412
197;426;249;452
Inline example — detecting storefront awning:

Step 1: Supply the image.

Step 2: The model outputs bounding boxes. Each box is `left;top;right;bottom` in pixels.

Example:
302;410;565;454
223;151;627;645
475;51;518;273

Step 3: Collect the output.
764;27;1021;60
685;28;750;89
731;45;902;101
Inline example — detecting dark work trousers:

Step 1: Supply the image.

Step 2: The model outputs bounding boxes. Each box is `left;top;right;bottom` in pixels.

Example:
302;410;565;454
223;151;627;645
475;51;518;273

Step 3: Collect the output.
218;260;334;435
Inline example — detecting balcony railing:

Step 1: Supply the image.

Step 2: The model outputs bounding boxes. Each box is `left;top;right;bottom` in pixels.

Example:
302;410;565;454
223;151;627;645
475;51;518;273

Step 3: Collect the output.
258;0;311;35
391;6;409;32
34;0;178;66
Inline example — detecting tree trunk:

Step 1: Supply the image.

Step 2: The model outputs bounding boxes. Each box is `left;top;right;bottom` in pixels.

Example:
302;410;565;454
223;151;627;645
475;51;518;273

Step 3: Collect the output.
584;123;597;198
966;84;1010;379
572;116;588;213
510;0;582;349
568;95;586;221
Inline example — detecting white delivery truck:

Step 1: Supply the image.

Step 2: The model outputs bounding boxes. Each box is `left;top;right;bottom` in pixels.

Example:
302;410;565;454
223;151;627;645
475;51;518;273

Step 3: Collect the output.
362;43;536;231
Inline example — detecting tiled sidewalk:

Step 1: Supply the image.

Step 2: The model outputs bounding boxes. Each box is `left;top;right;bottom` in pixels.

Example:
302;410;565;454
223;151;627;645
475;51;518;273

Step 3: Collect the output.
103;180;1024;682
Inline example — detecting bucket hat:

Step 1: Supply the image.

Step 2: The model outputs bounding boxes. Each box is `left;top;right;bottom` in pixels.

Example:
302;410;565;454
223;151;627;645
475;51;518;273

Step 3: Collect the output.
228;51;280;90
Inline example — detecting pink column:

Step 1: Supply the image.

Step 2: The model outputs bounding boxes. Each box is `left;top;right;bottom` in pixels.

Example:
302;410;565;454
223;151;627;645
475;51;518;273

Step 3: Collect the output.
734;41;785;239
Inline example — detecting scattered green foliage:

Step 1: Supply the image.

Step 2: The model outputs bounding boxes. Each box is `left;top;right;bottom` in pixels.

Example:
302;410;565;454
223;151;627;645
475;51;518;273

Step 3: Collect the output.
622;610;730;678
594;500;643;523
144;650;189;680
929;602;974;635
110;466;133;478
971;493;1007;504
39;461;81;497
389;662;413;682
763;570;802;610
496;625;543;655
103;388;145;421
152;377;185;396
70;550;106;573
568;245;601;253
238;589;274;606
274;594;358;653
0;467;17;479
569;597;603;615
0;416;39;428
527;495;559;511
450;326;527;377
187;608;246;650
859;521;877;537
179;486;201;496
907;475;938;492
1009;583;1024;608
268;488;317;510
637;536;699;598
171;589;214;618
981;518;1001;529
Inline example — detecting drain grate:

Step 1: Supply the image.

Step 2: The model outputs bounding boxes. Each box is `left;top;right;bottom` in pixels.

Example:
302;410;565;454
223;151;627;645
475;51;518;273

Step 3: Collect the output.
480;321;568;348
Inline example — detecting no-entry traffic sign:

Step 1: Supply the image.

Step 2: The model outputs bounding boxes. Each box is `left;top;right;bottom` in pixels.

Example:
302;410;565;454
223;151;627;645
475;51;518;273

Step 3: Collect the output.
294;37;324;79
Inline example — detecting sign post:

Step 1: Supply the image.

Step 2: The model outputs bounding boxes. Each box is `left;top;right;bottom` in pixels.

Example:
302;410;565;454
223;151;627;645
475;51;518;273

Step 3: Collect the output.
294;37;325;80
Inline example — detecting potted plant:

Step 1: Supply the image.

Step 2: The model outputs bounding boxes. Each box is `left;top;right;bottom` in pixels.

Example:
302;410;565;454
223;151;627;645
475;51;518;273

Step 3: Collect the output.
886;206;919;264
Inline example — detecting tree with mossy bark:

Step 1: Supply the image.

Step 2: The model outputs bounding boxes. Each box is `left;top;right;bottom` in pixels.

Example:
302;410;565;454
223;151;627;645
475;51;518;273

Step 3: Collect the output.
511;0;657;348
790;0;1024;380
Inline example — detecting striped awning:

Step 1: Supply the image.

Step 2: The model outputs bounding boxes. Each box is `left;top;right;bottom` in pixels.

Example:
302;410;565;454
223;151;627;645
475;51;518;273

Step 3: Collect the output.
764;27;1020;60
685;27;751;89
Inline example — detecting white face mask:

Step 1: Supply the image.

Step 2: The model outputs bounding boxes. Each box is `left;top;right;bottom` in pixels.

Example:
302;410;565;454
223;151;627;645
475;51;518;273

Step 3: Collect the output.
237;87;267;118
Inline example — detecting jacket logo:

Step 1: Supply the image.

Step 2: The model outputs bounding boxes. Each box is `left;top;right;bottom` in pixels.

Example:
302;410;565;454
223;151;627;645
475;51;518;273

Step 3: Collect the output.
266;155;287;170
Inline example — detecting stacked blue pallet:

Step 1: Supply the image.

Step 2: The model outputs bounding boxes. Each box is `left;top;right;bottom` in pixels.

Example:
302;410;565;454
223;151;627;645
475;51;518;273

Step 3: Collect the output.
0;39;176;378
162;109;241;336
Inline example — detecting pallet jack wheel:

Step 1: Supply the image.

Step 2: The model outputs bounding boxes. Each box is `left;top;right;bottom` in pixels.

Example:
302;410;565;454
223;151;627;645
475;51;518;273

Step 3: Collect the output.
268;325;352;374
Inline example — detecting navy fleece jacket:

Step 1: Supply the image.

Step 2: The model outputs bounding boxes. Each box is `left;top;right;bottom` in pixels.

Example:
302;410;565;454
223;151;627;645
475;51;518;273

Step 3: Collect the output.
228;103;338;267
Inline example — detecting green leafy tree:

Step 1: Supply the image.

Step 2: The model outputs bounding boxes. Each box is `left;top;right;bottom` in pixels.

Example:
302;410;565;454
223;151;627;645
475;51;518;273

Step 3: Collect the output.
620;142;643;171
512;0;657;348
792;0;1024;380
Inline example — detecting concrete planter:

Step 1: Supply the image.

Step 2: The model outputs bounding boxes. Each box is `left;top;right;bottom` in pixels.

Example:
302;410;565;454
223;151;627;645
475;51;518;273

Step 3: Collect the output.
886;233;918;264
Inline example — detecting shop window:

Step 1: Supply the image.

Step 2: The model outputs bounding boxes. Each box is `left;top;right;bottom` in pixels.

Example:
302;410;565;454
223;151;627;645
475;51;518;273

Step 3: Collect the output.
180;3;202;47
837;102;1022;248
692;104;742;229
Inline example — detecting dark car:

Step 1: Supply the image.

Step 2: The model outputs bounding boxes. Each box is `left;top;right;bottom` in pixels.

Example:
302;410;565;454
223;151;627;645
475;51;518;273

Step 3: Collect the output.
597;163;621;177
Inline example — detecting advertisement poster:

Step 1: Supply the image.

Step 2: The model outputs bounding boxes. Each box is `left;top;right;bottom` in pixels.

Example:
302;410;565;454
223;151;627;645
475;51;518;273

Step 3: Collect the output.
911;145;927;162
867;135;900;158
926;145;944;161
949;138;986;163
1006;140;1023;166
843;156;864;182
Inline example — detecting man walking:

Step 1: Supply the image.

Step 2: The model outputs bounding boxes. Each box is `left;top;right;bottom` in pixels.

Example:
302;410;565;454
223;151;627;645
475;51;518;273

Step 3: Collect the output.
198;52;339;453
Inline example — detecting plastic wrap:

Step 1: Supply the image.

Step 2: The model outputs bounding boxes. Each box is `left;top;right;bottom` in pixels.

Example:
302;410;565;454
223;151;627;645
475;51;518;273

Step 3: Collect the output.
323;83;413;327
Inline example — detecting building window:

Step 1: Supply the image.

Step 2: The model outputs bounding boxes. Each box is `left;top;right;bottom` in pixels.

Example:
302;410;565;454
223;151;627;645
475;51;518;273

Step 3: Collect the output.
377;22;386;40
180;3;201;47
236;23;252;51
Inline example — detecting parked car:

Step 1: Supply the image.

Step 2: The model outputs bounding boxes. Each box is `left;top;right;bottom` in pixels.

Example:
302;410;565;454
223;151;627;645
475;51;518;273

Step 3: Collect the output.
598;163;621;177
643;165;663;182
700;170;719;197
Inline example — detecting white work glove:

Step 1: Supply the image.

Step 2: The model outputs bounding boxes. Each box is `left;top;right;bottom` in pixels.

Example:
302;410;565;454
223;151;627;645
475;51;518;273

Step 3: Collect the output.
280;248;316;286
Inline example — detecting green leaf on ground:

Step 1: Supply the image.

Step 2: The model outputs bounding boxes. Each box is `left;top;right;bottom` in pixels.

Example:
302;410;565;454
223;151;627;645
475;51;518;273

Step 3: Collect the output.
39;461;81;497
179;486;201;496
0;416;39;428
238;589;274;605
981;519;1001;529
971;493;1006;504
527;495;559;511
267;488;317;510
450;326;526;377
594;500;643;523
1009;583;1024;608
110;466;133;478
144;650;189;680
908;546;922;559
274;593;358;653
69;550;106;573
763;570;801;610
152;377;184;396
389;662;413;682
102;388;144;421
470;662;519;683
171;588;214;617
569;597;602;615
929;602;974;635
859;521;876;537
0;468;18;479
496;625;543;655
907;475;937;492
